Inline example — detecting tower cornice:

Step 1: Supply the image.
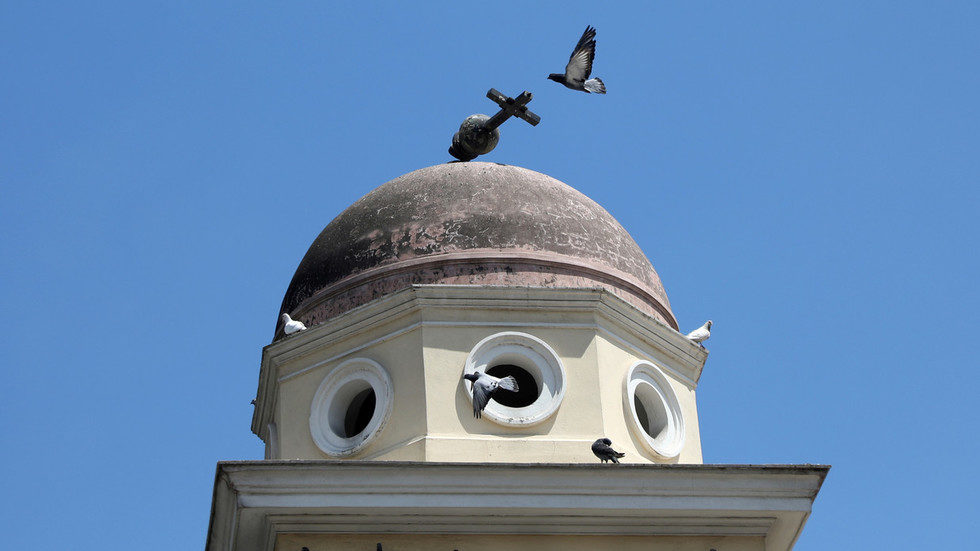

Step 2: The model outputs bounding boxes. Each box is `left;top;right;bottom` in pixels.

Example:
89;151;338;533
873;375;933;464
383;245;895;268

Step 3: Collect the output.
207;461;829;551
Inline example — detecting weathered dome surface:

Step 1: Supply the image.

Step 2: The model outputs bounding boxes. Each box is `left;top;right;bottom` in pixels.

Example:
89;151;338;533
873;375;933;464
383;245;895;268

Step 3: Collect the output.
275;162;675;340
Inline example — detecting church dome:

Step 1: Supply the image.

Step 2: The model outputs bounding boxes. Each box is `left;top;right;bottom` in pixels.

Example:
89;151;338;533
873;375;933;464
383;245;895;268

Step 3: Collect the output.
275;162;675;340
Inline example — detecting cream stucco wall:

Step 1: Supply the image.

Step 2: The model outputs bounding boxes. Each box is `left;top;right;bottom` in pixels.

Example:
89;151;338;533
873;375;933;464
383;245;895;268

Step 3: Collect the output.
275;321;428;460
257;286;708;464
277;533;763;551
593;332;703;464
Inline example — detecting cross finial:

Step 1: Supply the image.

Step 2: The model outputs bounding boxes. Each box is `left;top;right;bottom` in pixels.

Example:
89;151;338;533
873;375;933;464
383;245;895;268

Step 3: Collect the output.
485;89;540;129
448;88;541;161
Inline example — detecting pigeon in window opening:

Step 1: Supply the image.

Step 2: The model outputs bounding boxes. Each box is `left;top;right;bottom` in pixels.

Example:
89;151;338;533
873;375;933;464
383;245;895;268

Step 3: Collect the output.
592;438;626;463
281;313;307;335
685;320;712;347
548;26;606;94
463;371;519;418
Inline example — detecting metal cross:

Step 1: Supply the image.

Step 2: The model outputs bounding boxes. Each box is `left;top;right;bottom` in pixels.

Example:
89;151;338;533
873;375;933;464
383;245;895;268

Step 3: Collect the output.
485;88;541;130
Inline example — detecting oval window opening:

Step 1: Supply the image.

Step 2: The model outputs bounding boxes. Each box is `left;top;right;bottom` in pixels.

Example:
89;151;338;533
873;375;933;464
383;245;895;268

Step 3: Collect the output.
634;394;651;435
634;386;669;440
486;364;538;408
633;394;667;438
344;388;376;438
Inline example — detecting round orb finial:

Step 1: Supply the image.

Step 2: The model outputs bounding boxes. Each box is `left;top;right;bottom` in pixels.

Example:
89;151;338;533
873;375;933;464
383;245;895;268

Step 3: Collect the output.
448;114;499;161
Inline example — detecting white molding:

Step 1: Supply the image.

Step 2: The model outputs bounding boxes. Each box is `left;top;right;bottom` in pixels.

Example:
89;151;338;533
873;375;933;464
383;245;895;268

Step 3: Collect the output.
267;286;704;370
624;360;685;459
463;331;567;426
206;461;829;551
309;358;394;457
278;320;695;386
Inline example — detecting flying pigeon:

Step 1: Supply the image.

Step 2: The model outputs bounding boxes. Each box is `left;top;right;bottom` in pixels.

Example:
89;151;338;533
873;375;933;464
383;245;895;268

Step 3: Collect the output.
548;26;606;94
463;371;519;419
685;320;712;347
591;438;626;463
281;313;307;335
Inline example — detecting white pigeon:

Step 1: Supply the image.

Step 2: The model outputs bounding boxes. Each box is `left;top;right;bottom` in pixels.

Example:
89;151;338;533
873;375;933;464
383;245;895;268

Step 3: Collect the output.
685;320;712;347
281;313;307;335
463;371;519;419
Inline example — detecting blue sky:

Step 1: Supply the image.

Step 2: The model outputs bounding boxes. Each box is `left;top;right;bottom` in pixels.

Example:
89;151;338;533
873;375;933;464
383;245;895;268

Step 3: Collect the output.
2;2;978;549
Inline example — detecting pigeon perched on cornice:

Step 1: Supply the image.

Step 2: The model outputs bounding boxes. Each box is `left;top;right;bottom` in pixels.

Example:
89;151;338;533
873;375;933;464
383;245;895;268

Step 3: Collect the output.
685;320;712;347
592;438;625;463
548;25;606;94
463;371;519;419
281;313;307;335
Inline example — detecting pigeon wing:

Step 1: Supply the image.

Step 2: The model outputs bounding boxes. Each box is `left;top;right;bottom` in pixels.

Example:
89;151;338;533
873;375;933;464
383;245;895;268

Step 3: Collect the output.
592;440;612;456
686;326;709;341
472;379;493;417
565;26;597;84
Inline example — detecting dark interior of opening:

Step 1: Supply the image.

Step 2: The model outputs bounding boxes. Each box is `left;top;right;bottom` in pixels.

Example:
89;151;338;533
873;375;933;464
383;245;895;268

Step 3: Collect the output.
634;394;651;435
485;364;538;408
344;388;376;438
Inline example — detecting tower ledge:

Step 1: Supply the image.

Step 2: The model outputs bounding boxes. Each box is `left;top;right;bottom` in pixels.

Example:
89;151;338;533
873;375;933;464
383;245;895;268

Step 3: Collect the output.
207;461;829;551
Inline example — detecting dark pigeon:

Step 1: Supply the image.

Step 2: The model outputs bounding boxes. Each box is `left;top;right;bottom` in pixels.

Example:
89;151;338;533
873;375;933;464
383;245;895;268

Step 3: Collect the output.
592;438;626;463
548;26;606;94
463;371;519;419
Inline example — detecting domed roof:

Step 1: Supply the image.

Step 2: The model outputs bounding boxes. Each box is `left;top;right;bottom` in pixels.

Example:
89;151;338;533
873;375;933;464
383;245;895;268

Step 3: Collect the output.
275;162;675;340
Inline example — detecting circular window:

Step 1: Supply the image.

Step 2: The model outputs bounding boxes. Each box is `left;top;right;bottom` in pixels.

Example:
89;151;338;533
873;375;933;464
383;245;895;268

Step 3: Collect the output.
310;358;393;457
463;332;566;426
624;360;685;458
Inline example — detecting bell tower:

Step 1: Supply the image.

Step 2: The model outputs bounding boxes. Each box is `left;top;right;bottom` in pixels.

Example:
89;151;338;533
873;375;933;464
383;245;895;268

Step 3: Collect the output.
207;163;827;551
